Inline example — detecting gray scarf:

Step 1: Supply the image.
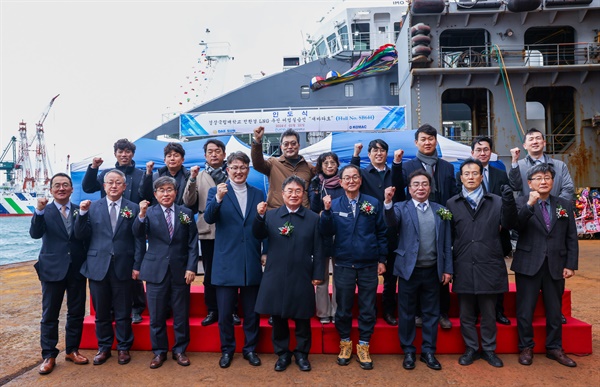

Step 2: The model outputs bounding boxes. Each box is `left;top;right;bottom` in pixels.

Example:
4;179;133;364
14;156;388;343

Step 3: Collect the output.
416;150;438;193
205;161;228;184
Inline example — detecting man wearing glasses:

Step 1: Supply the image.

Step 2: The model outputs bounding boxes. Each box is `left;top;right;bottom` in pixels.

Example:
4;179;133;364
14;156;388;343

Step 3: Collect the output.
251;126;315;210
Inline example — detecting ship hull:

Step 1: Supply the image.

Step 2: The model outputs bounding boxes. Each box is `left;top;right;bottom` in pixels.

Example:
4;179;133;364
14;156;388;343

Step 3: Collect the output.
0;192;39;216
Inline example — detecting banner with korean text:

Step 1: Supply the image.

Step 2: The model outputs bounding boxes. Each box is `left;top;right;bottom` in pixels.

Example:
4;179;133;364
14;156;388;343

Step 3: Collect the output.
179;106;406;137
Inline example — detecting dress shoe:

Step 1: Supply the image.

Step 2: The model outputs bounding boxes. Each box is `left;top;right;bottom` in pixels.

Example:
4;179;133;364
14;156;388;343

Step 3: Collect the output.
546;348;577;367
39;358;56;375
402;352;416;370
219;353;233;368
150;353;167;369
172;352;190;366
65;350;89;365
415;315;423;327
319;316;331;324
294;353;311;372
496;312;511;325
481;350;503;367
268;316;273;326
439;315;452;329
274;353;292;372
383;313;398;326
458;347;480;366
561;314;567;324
420;352;442;370
201;311;218;326
232;313;242;326
93;350;111;365
131;312;143;324
243;351;261;366
518;347;533;365
118;350;131;365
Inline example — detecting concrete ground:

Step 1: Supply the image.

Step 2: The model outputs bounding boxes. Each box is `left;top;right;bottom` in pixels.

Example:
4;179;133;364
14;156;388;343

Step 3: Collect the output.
1;240;599;386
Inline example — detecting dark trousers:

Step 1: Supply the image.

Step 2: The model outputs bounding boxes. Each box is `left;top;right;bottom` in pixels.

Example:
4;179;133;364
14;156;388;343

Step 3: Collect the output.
215;285;259;355
516;259;564;351
200;239;217;313
334;265;378;343
271;316;311;356
459;293;497;352
40;264;86;359
416;281;450;317
398;266;440;354
382;252;397;316
131;279;146;315
146;268;191;355
496;292;505;315
89;262;133;352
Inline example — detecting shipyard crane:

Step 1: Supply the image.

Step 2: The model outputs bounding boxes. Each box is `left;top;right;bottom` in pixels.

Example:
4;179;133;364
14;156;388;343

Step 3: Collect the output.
33;95;59;186
0;136;17;184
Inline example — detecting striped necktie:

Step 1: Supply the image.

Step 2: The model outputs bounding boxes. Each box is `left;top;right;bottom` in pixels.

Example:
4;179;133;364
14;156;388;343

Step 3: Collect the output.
110;202;118;232
540;201;551;230
165;207;174;239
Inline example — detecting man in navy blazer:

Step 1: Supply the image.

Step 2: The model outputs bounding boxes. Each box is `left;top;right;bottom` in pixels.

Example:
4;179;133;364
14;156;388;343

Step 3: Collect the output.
203;152;265;369
74;169;145;366
133;176;199;369
30;173;89;375
512;163;578;368
384;170;453;371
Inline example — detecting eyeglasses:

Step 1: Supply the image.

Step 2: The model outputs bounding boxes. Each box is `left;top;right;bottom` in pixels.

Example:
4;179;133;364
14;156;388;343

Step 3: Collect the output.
206;149;223;155
52;183;71;189
461;172;481;177
410;182;430;188
104;181;124;186
473;148;491;154
529;176;553;182
281;141;298;148
283;189;304;195
155;188;175;194
370;148;387;154
228;166;249;172
341;175;361;182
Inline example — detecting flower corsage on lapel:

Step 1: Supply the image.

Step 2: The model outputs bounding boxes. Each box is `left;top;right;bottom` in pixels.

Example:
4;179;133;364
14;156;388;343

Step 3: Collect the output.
359;200;375;215
436;208;453;221
179;211;192;225
72;209;79;218
279;221;294;237
556;205;569;219
120;206;134;219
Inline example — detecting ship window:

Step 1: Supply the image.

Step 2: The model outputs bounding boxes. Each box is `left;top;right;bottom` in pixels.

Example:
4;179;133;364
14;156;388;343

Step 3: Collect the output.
327;33;339;54
524;27;576;66
351;23;370;50
390;82;399;96
439;29;490;68
345;84;354;98
394;22;401;41
300;86;310;99
338;25;349;50
316;40;328;57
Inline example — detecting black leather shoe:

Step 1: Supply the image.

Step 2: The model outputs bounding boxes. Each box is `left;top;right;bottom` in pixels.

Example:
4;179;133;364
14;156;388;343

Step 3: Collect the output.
201;311;218;326
233;314;241;326
561;314;567;324
268;316;273;326
274;354;291;372
402;352;416;370
131;313;143;324
219;353;233;368
294;353;311;371
383;313;398;326
243;352;261;366
481;351;503;367
496;312;511;325
458;347;480;366
420;352;442;370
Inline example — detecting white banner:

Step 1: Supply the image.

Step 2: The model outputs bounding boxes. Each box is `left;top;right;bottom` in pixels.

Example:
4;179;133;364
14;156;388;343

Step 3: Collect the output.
179;106;406;137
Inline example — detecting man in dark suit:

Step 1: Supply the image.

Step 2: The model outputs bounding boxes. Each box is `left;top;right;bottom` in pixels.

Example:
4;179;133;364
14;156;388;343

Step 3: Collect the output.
254;175;325;372
81;138;146;324
511;163;578;367
203;152;265;369
74;169;145;366
320;164;387;370
384;170;453;371
30;173;89;375
392;124;458;329
133;176;199;369
456;136;513;325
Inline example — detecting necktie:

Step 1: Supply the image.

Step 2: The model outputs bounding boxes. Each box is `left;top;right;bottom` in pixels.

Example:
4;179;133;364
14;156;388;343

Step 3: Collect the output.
350;200;357;216
483;168;489;191
60;205;68;219
165;207;174;239
540;201;551;230
110;202;118;232
418;202;427;212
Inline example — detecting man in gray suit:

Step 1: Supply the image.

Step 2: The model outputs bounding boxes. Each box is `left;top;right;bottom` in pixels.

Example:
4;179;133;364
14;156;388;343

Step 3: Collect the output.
75;169;145;366
384;170;453;371
512;163;578;367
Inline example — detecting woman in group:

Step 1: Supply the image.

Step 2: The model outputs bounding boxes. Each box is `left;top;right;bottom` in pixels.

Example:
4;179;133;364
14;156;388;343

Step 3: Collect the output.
308;152;344;324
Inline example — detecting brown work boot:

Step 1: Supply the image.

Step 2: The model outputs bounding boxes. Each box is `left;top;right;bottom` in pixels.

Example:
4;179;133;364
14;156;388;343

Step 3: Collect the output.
337;340;352;366
356;343;373;370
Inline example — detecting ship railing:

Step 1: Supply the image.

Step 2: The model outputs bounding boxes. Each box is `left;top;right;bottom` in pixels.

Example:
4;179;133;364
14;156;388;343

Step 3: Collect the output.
438;42;600;68
317;31;398;59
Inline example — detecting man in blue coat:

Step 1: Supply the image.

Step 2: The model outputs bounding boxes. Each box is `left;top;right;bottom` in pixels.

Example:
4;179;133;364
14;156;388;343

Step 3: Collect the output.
133;176;199;369
203;152;265;369
384;170;453;371
30;173;89;375
320;164;387;370
74;169;145;366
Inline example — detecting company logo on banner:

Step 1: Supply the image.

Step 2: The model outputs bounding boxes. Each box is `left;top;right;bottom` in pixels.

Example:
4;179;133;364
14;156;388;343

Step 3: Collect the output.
179;106;406;137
